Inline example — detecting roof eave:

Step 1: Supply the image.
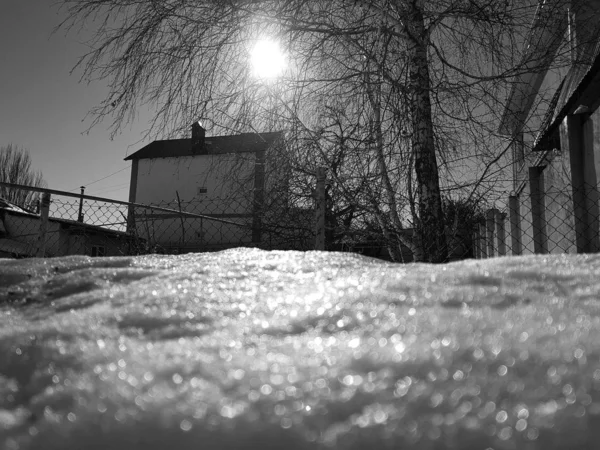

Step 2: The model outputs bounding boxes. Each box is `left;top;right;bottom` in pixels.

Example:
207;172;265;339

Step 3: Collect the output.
498;0;569;136
124;131;284;161
532;52;600;150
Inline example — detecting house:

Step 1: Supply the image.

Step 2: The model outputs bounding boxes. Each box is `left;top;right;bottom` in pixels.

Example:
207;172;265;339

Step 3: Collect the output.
491;0;600;256
0;197;137;258
125;123;285;252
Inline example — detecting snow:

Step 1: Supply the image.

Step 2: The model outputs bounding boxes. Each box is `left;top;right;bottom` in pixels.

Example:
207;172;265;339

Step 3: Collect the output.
1;248;600;449
0;198;35;216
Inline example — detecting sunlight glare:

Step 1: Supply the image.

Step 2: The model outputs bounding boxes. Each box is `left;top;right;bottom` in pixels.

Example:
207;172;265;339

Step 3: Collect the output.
251;39;286;79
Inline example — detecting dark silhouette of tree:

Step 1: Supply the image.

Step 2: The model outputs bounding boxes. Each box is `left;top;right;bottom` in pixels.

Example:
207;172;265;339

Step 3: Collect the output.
0;144;46;210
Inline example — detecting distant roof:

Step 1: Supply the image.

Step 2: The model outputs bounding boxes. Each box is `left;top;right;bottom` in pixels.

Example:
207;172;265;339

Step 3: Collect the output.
0;197;32;215
124;131;283;161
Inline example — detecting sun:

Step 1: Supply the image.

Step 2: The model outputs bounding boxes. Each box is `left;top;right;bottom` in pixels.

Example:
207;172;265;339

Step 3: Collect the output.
250;38;286;79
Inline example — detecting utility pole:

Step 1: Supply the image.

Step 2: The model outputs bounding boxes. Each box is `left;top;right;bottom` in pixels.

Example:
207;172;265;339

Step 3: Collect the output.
36;192;51;257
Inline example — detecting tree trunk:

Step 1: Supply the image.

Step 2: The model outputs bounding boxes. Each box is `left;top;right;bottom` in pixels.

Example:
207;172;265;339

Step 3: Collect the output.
364;74;417;258
406;5;448;263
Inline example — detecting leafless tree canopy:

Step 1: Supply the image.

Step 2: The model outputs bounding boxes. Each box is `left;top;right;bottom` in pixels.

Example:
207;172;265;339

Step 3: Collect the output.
0;144;47;210
59;0;573;261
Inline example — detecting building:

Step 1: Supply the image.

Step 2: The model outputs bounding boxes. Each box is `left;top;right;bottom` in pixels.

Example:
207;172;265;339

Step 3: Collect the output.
490;0;600;256
0;198;135;258
125;123;284;252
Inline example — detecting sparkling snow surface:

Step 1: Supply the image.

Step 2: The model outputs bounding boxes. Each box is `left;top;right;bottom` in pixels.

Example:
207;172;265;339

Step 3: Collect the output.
2;249;600;450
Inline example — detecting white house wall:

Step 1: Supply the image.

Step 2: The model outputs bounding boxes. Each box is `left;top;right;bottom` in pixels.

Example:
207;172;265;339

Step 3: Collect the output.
543;154;578;253
3;214;62;256
578;107;600;251
135;154;256;213
3;212;131;257
135;216;252;252
133;153;258;250
513;65;570;190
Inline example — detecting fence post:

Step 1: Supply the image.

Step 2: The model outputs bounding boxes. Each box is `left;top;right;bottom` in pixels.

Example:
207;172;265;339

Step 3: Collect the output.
565;114;590;252
529;166;548;254
36;192;51;257
472;227;480;258
78;186;85;222
479;221;487;258
486;209;496;257
176;191;186;252
496;210;506;256
315;167;326;250
252;149;266;245
508;195;522;255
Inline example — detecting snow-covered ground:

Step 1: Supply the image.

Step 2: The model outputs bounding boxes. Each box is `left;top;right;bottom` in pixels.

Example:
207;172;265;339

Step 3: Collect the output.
1;249;600;449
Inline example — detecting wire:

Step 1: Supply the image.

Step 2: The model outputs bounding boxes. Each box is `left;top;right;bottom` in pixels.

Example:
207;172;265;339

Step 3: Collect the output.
91;183;130;196
93;182;129;192
69;165;131;192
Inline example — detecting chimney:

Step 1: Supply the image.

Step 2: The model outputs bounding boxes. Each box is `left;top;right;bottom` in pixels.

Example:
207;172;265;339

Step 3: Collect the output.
191;121;206;154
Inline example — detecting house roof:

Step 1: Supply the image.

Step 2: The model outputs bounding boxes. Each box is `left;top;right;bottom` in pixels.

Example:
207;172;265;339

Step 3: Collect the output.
532;46;600;151
0;197;33;215
498;0;569;136
49;216;132;238
124;131;283;161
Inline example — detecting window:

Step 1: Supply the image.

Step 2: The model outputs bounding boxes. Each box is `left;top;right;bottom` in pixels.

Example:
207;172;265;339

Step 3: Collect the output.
197;186;208;195
91;245;106;257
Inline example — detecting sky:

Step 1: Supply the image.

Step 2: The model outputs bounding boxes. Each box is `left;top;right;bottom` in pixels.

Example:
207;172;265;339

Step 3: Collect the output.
0;1;152;202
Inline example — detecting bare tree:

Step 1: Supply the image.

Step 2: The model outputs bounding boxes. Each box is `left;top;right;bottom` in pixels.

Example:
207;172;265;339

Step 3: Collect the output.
58;0;575;261
0;144;47;210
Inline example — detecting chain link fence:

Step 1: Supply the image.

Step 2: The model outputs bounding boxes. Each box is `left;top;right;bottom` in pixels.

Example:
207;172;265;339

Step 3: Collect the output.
127;198;315;254
1;181;477;261
0;180;507;262
0;189;134;258
0;182;318;258
472;181;600;258
4;175;597;261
